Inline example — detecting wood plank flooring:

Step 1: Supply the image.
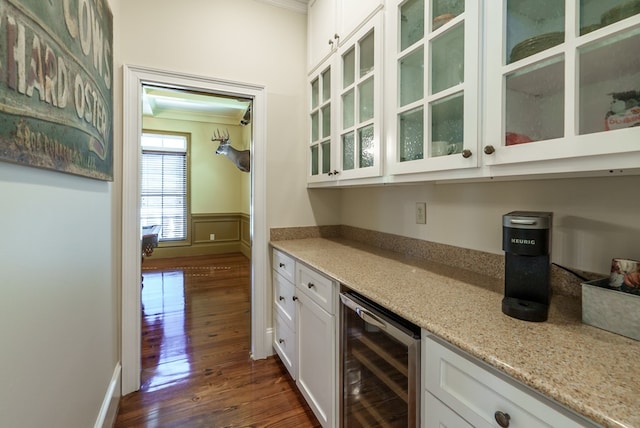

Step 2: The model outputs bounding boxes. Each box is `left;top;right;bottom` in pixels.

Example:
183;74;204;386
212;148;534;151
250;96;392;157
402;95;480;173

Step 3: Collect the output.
115;253;321;427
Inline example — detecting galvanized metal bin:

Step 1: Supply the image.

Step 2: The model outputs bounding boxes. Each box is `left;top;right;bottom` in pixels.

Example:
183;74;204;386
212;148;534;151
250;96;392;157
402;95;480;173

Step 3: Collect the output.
582;278;640;341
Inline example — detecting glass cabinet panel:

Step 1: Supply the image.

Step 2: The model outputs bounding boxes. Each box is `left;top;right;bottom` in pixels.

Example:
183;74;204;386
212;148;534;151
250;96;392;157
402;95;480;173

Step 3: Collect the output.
322;105;331;138
321;141;331;174
359;125;375;167
432;0;464;30
322;69;331;102
399;48;424;106
579;28;640;135
506;0;564;64
343;48;355;88
581;0;640;35
431;94;463;156
342;132;355;170
343;90;355;128
399;107;424;162
360;32;375;76
359;77;374;122
311;145;319;176
505;56;564;144
430;23;464;94
311;111;319;142
311;78;319;109
401;0;424;50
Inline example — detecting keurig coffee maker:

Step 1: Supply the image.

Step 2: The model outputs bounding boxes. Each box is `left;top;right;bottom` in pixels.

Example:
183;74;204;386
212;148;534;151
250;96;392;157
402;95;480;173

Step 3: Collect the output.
502;211;553;322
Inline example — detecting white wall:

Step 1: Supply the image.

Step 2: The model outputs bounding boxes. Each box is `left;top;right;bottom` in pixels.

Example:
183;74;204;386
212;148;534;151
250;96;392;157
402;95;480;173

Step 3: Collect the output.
339;175;640;275
0;165;117;427
0;1;120;426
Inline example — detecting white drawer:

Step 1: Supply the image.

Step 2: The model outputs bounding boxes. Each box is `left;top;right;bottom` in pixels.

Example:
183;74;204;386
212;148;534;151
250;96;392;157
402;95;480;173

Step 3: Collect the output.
425;392;472;428
424;336;595;428
273;249;295;283
274;312;296;380
273;270;296;324
297;263;335;314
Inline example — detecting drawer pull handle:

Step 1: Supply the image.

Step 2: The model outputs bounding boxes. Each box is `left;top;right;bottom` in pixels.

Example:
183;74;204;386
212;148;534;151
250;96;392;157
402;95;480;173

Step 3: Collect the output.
278;338;284;344
292;296;298;301
279;263;285;268
494;411;510;427
279;296;285;301
307;282;315;289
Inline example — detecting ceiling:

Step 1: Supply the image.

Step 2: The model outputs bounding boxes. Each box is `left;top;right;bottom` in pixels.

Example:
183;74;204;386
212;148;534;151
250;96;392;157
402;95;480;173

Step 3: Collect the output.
142;86;252;125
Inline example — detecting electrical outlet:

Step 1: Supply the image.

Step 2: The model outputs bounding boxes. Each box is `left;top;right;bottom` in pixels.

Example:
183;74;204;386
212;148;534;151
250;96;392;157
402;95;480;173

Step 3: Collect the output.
416;202;426;224
209;233;215;240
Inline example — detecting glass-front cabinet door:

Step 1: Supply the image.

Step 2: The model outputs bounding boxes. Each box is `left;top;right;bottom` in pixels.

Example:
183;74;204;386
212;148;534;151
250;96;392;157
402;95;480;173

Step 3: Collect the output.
387;0;481;176
337;13;383;180
309;58;335;183
484;0;640;171
308;12;383;184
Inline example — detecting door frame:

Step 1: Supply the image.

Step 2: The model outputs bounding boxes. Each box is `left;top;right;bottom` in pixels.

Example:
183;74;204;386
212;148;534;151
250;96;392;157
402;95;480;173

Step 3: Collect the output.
121;64;270;395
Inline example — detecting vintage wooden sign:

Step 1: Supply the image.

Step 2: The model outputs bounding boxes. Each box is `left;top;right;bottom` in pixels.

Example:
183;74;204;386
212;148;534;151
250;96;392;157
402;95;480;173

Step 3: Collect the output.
0;0;113;180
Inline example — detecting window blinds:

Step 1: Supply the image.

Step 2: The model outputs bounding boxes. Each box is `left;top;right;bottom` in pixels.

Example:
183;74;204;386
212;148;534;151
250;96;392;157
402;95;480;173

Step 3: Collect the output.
140;151;187;241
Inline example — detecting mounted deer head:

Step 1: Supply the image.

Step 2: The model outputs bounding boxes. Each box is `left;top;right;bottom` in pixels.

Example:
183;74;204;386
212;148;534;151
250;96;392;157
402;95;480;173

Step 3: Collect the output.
211;128;250;173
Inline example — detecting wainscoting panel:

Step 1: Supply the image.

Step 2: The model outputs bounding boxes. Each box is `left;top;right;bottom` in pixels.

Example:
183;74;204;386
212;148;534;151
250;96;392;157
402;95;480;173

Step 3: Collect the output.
150;213;251;259
193;215;240;244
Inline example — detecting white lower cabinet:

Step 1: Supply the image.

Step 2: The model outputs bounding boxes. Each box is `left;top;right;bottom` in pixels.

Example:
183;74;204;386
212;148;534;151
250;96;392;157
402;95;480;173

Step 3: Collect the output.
422;334;598;428
425;392;473;428
272;249;337;428
274;312;296;378
296;288;336;428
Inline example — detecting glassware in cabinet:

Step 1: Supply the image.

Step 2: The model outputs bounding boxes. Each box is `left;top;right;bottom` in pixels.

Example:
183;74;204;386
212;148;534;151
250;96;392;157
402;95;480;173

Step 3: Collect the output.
484;0;640;170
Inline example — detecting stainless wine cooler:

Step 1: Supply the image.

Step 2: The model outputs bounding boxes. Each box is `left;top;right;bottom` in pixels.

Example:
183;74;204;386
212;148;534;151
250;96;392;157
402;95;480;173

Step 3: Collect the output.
339;291;421;428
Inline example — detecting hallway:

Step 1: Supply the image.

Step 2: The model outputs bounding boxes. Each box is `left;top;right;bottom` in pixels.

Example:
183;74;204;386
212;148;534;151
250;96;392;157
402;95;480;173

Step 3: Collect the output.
115;253;320;427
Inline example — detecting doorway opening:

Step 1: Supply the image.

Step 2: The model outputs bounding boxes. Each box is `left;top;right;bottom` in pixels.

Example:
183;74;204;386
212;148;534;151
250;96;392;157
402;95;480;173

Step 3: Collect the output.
122;65;271;395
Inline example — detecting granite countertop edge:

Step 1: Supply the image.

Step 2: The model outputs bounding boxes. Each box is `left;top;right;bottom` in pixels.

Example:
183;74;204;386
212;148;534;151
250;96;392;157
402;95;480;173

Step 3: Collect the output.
271;238;640;428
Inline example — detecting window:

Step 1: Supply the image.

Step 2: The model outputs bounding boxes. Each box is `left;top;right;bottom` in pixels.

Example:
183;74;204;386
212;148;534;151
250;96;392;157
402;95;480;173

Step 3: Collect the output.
141;131;189;243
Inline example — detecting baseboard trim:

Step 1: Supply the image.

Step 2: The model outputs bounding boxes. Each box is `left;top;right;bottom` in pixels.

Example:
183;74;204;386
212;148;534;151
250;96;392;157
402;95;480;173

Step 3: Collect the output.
95;362;121;428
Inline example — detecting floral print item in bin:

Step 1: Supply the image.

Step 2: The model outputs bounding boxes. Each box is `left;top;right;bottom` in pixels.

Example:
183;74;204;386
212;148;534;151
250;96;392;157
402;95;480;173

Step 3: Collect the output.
609;258;640;295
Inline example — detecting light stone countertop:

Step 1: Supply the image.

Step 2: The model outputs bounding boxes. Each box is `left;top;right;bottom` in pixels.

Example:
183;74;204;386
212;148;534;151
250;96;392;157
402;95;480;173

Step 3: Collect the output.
271;238;640;428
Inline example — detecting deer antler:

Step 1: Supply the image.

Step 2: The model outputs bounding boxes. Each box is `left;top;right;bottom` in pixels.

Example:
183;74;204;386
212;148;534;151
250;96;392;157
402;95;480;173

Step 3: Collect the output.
211;128;230;142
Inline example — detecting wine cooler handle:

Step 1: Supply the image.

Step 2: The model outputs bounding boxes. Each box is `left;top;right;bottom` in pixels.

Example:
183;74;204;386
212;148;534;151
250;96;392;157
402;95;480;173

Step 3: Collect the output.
355;307;386;330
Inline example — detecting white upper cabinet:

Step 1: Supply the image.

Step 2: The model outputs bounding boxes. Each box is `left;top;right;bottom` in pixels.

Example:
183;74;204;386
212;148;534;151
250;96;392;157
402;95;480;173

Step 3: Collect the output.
306;0;640;185
308;12;384;184
308;0;384;72
385;0;482;178
308;0;338;72
483;0;640;176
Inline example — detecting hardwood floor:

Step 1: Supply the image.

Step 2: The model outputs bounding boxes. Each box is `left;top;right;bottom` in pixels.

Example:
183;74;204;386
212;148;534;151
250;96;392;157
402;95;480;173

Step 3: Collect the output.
115;253;321;427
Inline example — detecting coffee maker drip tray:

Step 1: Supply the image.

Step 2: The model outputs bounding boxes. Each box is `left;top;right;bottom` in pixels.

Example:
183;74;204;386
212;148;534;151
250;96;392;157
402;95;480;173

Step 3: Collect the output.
502;297;549;322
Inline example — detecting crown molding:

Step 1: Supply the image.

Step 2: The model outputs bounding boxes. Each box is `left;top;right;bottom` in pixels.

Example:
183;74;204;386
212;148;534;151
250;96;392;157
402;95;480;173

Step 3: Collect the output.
254;0;308;14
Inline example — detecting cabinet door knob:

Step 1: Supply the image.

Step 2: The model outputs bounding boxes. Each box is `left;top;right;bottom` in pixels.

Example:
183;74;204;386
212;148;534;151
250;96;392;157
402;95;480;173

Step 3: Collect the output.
293;296;298;301
494;411;510;427
279;296;285;301
307;282;315;289
462;149;472;158
484;145;495;155
278;338;285;344
279;262;285;268
328;39;334;47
